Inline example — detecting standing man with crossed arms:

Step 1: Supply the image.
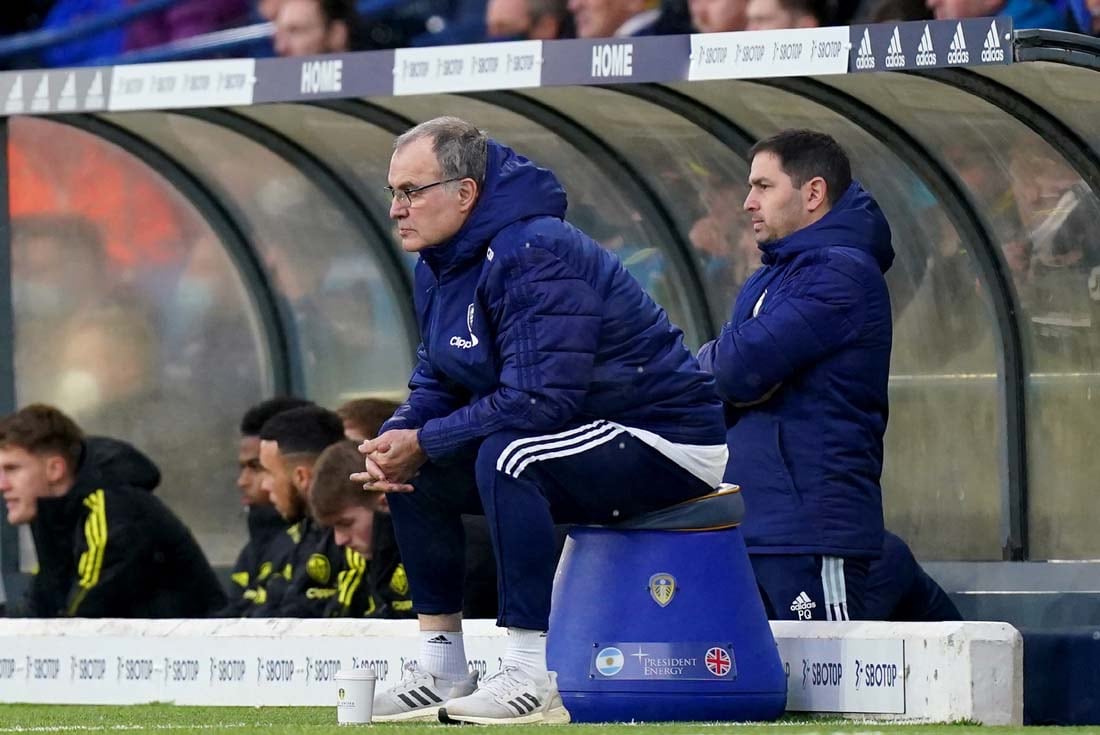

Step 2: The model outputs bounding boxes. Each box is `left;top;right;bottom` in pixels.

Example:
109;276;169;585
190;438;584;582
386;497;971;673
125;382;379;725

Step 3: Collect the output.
697;129;894;621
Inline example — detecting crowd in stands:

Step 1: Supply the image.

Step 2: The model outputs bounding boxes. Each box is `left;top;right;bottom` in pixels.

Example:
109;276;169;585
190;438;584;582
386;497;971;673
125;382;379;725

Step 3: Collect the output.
0;0;1093;70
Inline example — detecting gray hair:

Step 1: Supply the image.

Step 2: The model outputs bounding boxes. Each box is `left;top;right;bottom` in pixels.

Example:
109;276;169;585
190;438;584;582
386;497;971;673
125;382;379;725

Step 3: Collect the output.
394;117;488;189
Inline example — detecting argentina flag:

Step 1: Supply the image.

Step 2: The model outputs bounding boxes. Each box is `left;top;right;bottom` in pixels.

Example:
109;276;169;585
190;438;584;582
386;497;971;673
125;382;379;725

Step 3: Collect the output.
596;647;624;676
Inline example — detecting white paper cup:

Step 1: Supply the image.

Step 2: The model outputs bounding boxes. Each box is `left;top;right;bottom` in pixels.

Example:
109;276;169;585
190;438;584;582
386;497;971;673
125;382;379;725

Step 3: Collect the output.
336;668;377;725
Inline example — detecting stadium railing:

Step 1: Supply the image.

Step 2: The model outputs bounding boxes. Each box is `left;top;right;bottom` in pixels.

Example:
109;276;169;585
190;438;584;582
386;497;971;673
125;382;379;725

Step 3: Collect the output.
0;0;440;69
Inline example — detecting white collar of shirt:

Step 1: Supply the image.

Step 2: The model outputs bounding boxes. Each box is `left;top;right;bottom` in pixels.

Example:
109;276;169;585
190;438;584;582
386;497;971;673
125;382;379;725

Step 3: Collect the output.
614;8;660;37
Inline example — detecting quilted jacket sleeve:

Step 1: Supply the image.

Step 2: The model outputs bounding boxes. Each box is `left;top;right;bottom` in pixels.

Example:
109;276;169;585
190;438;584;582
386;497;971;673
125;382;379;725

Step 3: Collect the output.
379;343;468;434
708;255;870;405
417;242;603;460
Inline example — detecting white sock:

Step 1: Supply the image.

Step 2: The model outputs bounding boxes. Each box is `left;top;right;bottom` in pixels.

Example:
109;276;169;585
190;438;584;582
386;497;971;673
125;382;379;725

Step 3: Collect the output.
419;631;469;683
501;627;548;681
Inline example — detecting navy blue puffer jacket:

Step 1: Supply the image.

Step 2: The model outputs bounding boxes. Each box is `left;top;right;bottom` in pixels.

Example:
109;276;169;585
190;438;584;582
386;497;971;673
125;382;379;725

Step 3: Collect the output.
697;182;894;558
382;141;725;459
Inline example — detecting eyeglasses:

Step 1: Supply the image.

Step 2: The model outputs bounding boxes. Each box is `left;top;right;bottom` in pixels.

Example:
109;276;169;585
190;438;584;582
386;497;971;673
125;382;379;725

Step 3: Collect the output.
384;177;464;207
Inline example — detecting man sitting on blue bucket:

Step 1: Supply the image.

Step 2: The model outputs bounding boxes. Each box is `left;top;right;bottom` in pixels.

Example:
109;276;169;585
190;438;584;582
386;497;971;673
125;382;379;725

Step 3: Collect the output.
353;116;728;724
697;129;894;621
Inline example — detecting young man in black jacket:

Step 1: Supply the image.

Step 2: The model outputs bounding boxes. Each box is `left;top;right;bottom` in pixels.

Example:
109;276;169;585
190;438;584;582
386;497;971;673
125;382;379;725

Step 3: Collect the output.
310;440;413;618
0;404;225;617
219;396;311;616
243;405;376;617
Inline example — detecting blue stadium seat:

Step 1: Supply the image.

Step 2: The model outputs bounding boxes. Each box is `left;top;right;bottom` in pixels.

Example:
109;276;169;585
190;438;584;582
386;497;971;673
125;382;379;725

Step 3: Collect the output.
547;485;787;722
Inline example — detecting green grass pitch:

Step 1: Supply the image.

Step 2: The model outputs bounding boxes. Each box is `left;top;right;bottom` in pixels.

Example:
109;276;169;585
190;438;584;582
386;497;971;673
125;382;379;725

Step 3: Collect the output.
1;706;1099;735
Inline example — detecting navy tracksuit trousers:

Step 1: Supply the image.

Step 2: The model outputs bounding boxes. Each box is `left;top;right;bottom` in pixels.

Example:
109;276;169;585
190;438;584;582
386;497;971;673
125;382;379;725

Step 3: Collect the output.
387;422;714;630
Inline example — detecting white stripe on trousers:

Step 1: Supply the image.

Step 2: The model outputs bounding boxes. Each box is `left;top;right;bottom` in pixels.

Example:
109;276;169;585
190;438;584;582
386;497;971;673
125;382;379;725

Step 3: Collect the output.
495;421;625;479
820;557;849;621
510;425;624;478
496;420;608;475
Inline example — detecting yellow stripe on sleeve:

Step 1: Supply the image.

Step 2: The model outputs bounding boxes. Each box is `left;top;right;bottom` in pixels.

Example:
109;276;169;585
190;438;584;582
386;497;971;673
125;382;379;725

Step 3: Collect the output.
68;490;108;615
337;548;367;609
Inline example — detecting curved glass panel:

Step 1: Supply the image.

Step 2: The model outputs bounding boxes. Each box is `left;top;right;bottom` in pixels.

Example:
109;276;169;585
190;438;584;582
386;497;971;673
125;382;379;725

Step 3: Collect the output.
523;86;753;330
978;62;1100;160
8;117;272;564
103;111;415;408
233;104;405;261
822;72;1100;560
673;80;1003;560
372;93;705;347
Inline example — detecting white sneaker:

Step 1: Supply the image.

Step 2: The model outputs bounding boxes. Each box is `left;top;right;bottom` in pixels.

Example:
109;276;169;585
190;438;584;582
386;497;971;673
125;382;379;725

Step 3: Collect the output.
372;661;479;723
439;666;570;725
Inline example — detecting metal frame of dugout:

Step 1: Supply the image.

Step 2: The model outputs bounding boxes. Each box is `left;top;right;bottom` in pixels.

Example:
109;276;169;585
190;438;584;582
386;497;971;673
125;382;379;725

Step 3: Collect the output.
2;19;1100;633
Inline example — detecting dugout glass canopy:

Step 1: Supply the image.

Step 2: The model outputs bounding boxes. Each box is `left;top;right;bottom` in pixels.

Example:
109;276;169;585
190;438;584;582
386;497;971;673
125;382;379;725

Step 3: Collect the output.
2;20;1099;610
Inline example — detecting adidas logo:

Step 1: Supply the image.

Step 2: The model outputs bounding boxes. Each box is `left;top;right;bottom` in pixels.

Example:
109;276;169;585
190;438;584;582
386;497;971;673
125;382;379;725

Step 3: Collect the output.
948;22;969;64
505;693;542;715
915;24;936;66
855;28;875;70
884;26;905;68
427;635;453;645
982;19;1005;62
397;685;444;710
790;591;817;620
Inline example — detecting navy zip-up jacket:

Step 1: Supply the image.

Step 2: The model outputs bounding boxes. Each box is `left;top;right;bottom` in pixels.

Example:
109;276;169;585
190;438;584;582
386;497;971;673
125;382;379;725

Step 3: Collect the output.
697;182;894;558
382;140;725;459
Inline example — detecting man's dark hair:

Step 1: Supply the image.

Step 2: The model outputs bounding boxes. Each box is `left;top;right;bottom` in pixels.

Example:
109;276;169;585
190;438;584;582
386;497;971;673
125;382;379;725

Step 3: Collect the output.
259;405;344;456
310;440;384;521
775;0;830;24
0;404;84;471
240;397;314;436
319;0;357;24
749;129;852;206
528;0;569;22
337;398;400;441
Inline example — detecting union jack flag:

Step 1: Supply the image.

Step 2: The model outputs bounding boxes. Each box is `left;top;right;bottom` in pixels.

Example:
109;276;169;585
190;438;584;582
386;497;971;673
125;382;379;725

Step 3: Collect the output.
705;647;731;677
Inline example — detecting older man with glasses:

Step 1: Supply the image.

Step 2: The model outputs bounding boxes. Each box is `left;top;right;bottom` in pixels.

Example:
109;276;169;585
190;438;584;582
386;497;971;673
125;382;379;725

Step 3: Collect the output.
355;116;728;724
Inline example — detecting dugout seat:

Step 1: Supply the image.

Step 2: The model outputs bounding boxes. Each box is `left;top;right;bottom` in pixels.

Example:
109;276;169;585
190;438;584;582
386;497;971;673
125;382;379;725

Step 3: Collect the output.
547;484;787;722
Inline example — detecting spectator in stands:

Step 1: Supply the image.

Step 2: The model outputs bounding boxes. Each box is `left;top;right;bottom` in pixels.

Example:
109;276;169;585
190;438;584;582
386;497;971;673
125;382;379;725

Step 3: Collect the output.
37;0;125;67
487;0;572;38
273;0;358;56
1068;0;1100;33
745;0;823;28
357;116;725;723
10;215;124;403
258;0;285;20
242;405;366;616
689;0;748;31
863;0;931;22
218;397;310;617
925;0;1075;30
864;532;962;621
653;0;698;32
568;0;662;36
125;0;251;52
689;176;760;299
697;130;894;621
0;404;226;617
310;441;414;617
